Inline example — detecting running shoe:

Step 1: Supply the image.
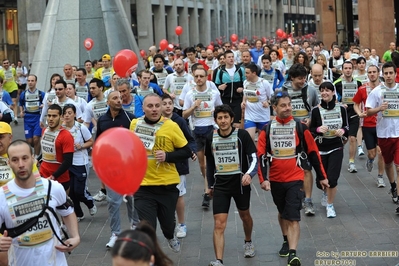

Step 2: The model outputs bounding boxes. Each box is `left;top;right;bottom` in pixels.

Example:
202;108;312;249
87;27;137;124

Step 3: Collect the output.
106;233;118;248
390;188;398;203
77;215;85;222
167;237;181;253
377;176;386;188
176;224;187;238
89;204;97;216
366;160;373;172
279;241;289;257
287;252;301;266
303;200;315;216
348;162;357;173
93;190;106;202
243;242;255;258
357;146;365;156
209;260;224;266
326;204;336;218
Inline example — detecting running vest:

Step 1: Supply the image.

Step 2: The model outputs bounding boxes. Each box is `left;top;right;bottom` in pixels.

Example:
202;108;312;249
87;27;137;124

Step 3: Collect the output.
0;156;12;186
24;90;41;113
133;118;166;159
86;73;94;83
269;119;297;159
212;129;241;175
260;69;275;85
41;129;62;164
136;87;154;97
3;178;53;247
154;69;168;88
285;58;294;70
171;75;187;97
287;88;310;118
63;78;75;84
75;83;89;101
90;99;107;120
122;96;135;114
46;91;56;103
319;106;343;138
192;87;214;118
243;79;262;103
354;74;367;85
4;69;14;83
102;68;112;80
341;80;358;104
381;85;399;117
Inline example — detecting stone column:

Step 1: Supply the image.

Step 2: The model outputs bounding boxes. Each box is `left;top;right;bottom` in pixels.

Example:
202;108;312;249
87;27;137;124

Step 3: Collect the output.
167;0;178;45
17;0;46;66
358;0;395;58
179;0;189;48
136;1;153;49
189;1;199;45
200;0;211;45
153;0;166;46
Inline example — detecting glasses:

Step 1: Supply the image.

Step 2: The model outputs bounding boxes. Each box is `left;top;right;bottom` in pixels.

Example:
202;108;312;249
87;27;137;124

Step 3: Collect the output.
194;75;205;78
54;88;64;91
224;46;231;48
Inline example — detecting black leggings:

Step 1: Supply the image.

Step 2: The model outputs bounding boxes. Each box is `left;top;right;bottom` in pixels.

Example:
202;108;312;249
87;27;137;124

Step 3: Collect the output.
317;148;344;189
69;164;94;217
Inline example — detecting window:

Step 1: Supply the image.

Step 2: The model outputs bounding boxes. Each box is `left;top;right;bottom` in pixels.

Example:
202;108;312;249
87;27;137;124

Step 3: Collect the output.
283;0;288;4
291;0;296;5
299;0;303;6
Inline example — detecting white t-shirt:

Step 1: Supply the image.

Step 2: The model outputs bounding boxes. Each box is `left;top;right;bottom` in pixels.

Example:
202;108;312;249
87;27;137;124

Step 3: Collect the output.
163;73;193;109
179;80;218;104
0;178;73;266
365;83;399;138
243;78;272;122
66;121;92;165
212;60;220;70
183;86;223;127
84;98;108;124
72;96;88;116
40;97;82;125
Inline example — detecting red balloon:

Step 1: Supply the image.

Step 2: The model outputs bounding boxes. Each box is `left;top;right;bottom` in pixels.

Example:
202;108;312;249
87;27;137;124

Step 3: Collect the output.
175;26;183;36
113;49;139;78
84;38;94;51
140;49;146;58
159;39;169;50
230;34;238;42
92;128;147;195
167;44;174;52
276;29;284;37
262;37;267;43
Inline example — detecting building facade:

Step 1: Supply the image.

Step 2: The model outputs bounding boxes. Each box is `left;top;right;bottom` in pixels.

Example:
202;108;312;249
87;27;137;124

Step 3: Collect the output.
10;0;316;66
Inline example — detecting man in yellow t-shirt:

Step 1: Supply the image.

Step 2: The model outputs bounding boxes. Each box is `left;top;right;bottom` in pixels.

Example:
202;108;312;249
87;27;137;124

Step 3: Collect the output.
130;93;191;253
0;59;18;125
94;54;114;90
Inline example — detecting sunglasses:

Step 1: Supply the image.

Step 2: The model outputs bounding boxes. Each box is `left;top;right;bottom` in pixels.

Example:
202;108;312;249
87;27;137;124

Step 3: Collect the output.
54;88;64;91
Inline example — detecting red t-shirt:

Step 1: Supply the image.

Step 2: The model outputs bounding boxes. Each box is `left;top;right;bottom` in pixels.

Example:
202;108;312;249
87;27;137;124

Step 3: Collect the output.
40;128;74;184
352;84;377;127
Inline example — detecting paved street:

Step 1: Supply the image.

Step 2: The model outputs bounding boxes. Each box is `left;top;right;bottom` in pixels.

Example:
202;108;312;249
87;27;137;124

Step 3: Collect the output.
10;122;399;266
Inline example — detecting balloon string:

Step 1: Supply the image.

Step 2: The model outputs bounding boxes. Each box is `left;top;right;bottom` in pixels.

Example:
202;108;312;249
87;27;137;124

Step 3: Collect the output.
87;51;91;61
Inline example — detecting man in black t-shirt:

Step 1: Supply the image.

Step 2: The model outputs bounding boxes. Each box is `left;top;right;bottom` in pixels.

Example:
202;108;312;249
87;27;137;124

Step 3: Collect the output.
205;104;258;266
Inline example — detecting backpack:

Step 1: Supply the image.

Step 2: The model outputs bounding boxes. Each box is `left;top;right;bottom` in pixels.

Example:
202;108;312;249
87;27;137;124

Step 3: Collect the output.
263;118;308;166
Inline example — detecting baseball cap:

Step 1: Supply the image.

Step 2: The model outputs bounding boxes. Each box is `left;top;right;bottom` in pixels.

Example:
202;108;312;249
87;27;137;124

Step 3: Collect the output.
0;122;11;134
102;54;111;60
350;53;359;60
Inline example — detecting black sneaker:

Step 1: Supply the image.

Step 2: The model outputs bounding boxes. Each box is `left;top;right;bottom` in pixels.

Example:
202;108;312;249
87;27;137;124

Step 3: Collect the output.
287;253;301;266
13;120;18;126
202;193;210;208
278;241;289;257
396;206;399;214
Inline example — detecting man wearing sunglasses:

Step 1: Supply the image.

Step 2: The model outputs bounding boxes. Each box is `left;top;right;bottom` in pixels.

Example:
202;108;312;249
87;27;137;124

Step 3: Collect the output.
257;92;328;266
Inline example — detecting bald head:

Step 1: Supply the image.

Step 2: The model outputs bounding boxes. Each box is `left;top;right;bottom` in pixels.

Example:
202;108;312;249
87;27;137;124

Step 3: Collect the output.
311;63;324;86
149;46;156;56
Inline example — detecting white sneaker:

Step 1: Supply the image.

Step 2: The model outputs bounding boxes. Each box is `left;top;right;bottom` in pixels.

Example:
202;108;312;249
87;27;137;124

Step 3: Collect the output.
106;233;118;248
377;176;386;188
321;191;328;207
326;204;336;218
167;237;181;252
357;146;365;157
93;191;106;202
77;215;85;222
348;162;357;173
243;241;255;258
89;204;97;216
176;224;187;238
